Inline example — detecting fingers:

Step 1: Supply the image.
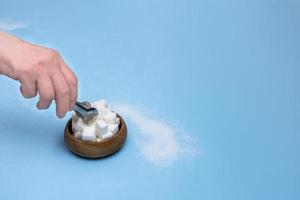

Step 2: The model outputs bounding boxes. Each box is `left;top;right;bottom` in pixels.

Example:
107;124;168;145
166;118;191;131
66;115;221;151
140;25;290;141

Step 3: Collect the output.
51;72;70;118
19;78;37;98
60;61;78;110
36;75;54;110
14;46;77;119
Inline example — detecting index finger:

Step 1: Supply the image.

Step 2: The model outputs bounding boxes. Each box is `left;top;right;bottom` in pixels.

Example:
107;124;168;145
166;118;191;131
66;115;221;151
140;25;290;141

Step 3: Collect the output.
51;72;70;118
60;61;78;110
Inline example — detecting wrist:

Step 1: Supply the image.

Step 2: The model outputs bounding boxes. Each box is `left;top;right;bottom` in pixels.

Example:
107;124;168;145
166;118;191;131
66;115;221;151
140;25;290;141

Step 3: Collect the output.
0;32;22;78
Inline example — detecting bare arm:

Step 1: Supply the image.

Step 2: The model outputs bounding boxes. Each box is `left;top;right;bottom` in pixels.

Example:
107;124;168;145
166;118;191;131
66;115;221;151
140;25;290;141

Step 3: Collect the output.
0;32;78;118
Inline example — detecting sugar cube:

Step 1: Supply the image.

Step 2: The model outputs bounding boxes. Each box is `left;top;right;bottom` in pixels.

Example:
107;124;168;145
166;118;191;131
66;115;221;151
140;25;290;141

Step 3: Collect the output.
101;131;113;140
116;117;120;125
92;100;108;110
104;112;117;124
97;107;109;119
74;131;82;139
82;125;96;142
72;114;79;131
73;118;85;133
95;120;108;137
108;124;119;135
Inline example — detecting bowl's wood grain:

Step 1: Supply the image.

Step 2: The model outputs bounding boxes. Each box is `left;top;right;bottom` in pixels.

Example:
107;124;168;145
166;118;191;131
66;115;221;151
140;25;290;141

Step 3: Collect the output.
64;114;127;158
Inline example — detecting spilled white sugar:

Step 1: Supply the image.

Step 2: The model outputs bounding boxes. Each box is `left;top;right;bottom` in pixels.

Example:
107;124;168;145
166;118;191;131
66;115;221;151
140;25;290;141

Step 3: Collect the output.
112;103;197;167
72;100;120;142
0;18;28;31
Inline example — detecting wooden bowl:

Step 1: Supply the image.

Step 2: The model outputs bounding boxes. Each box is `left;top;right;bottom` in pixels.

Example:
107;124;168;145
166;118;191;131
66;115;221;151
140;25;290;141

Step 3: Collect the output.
64;114;127;158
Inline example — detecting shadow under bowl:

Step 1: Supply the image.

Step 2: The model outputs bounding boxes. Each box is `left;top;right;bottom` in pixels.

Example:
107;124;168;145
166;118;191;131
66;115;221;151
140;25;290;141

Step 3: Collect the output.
64;114;127;158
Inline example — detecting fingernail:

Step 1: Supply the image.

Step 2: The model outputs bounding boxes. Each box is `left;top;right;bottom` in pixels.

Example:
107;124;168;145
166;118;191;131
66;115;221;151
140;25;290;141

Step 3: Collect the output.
57;112;66;119
57;114;64;119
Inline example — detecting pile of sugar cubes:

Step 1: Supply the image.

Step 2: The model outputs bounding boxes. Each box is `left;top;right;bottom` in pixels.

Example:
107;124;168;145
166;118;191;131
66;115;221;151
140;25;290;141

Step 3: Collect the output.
72;100;120;142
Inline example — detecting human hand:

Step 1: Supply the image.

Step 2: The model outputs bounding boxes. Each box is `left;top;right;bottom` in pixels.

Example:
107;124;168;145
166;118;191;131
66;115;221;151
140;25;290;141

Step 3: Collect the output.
0;32;78;118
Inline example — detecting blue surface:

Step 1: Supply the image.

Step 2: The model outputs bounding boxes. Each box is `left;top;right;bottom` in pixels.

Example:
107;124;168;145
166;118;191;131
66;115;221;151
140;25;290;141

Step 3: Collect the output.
0;1;299;199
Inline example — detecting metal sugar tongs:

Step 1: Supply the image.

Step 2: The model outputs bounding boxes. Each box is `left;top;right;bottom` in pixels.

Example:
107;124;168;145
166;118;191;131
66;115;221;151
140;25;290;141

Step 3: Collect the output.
73;101;98;124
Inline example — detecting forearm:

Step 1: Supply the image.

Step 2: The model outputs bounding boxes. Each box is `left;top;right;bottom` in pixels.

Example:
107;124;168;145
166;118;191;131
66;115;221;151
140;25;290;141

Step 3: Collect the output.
0;32;9;75
0;54;6;75
0;32;20;78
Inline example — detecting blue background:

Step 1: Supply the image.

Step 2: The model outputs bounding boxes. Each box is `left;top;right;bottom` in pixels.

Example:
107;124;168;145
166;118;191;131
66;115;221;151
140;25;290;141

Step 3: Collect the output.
0;0;299;199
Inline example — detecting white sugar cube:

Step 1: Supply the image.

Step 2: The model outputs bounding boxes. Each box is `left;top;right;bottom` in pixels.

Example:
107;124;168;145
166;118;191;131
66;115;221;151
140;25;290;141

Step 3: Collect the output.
95;119;108;137
92;100;108;110
116;117;120;125
72;114;79;131
74;131;82;139
72;113;79;122
108;124;119;135
82;125;96;142
104;112;117;124
73;118;85;133
97;107;109;119
101;130;113;140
